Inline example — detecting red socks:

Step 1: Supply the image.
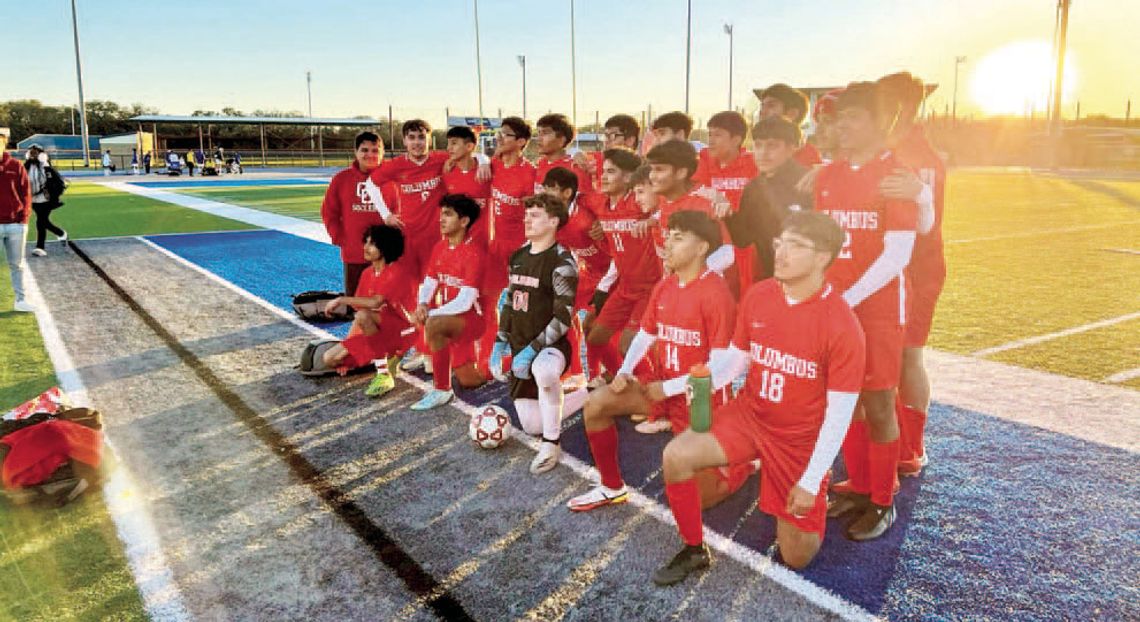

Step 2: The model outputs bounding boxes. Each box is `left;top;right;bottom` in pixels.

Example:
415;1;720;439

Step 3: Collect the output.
432;346;451;391
841;419;871;494
567;323;584;376
665;479;703;546
868;438;900;507
899;403;927;460
586;425;623;490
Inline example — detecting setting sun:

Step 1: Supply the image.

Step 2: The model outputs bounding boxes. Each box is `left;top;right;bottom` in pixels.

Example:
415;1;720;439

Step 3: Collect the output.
970;40;1078;115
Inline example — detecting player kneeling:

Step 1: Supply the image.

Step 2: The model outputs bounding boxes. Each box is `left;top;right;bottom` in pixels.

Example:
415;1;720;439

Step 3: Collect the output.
653;211;866;585
321;225;417;396
489;194;588;474
567;210;751;512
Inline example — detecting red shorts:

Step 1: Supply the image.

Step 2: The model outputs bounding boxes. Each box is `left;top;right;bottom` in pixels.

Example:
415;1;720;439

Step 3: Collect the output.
575;269;602;311
405;230;442;282
483;236;525;293
904;279;946;348
710;398;829;536
342;320;417;369
595;285;651;333
857;315;905;391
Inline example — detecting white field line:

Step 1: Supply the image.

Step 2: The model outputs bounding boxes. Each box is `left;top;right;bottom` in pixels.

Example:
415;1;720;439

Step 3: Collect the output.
972;311;1140;357
1105;367;1140;384
1102;248;1140;255
136;235;877;622
23;270;191;621
106;181;330;244
946;220;1140;244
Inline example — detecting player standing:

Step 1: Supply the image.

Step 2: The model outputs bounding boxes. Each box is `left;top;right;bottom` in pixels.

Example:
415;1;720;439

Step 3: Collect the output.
693;111;759;290
651;211;864;583
816;82;917;540
758;84;823;167
534;113;593;195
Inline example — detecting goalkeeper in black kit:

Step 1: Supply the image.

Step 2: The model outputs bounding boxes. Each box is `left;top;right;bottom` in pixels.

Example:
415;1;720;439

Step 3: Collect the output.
490;194;590;474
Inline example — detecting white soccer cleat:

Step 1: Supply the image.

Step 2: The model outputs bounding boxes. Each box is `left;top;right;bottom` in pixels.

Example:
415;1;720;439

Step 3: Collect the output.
567;484;629;512
530;441;562;474
635;419;672;434
410;389;453;411
400;349;426;371
31;248;47;257
13;300;35;313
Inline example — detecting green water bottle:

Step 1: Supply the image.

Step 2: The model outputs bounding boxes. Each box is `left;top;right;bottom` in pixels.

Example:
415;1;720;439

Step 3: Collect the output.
687;363;713;433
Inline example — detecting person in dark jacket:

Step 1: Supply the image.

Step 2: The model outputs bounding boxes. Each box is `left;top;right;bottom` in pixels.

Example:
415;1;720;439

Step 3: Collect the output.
0;127;35;312
724;117;814;280
25;145;67;257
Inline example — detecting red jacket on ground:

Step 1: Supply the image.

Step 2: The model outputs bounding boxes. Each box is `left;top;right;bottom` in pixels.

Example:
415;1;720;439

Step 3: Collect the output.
1;419;103;488
0;152;31;224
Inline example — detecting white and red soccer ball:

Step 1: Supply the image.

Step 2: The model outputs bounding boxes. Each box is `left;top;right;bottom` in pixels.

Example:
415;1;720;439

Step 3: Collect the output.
469;405;512;449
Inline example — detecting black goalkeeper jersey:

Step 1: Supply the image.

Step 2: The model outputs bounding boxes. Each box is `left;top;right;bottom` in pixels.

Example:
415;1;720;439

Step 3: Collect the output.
499;242;579;356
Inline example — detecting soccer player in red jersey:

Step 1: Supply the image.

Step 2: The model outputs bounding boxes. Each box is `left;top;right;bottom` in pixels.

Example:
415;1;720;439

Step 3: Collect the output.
645;141;736;286
568;210;755;512
650;111;693;144
651;211;864;584
877;72;946;477
542;167;613;387
443;126;492;247
321;131;397;294
693;111;760;290
816;82;917;541
574;114;641;188
586;149;662;376
410;194;489;410
321;225;417;397
759;83;823;167
534;113;593;195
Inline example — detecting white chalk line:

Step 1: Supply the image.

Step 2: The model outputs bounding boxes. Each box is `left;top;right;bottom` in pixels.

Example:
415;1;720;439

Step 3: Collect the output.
972;311;1140;357
946;220;1140;244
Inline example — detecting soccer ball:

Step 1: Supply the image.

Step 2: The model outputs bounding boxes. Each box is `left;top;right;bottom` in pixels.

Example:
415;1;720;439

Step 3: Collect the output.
469;405;512;449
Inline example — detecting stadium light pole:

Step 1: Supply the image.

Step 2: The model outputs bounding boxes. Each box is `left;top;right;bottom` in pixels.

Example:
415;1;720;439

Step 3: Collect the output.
724;23;734;110
570;0;578;135
1049;0;1071;137
684;0;692;114
951;55;966;125
70;0;91;166
306;71;314;150
474;0;485;120
518;55;527;120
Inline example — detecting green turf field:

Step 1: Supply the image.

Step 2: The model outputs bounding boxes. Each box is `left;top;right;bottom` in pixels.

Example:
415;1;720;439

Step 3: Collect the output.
174;184;327;223
0;269;147;621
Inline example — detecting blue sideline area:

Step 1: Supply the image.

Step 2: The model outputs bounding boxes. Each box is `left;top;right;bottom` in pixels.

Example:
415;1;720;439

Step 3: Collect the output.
146;229;1140;621
129;177;330;189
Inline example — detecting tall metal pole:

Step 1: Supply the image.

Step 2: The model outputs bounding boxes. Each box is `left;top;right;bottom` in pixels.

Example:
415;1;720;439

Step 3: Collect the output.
70;0;91;166
724;23;734;110
570;0;578;133
1049;0;1071;136
684;0;692;114
307;71;314;150
952;55;966;125
474;0;485;120
518;55;527;120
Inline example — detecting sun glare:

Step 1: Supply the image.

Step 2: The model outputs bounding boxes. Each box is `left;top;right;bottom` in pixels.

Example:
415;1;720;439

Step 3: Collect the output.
970;40;1077;115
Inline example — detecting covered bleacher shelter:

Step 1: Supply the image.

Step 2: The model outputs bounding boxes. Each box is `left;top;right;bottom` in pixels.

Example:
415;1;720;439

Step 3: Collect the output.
128;114;381;167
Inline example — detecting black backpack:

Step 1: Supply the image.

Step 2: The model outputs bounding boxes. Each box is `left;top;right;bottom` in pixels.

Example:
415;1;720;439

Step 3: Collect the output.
44;166;67;207
298;339;341;376
292;290;354;322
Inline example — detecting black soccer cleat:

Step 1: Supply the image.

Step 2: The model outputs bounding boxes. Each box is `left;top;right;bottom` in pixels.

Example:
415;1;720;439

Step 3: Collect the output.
827;491;870;519
653;543;711;586
845;503;896;541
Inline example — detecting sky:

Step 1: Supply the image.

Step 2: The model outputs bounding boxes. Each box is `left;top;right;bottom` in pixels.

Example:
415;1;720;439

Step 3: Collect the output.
4;0;1138;127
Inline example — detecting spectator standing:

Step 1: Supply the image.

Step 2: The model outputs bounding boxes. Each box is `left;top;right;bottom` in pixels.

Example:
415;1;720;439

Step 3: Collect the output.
0;127;35;312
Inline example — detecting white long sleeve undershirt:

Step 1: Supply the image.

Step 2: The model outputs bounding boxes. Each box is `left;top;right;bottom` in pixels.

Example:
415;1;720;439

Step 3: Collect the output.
417;277;438;306
705;243;736;274
661;345;748;397
364;177;393;219
797;391;858;492
916;183;935;235
429;286;479;317
842;231;916;309
597;260;619;293
617;330;656;376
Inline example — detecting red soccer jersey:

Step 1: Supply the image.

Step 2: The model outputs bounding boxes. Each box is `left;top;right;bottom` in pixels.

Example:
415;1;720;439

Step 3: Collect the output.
654;187;731;249
640;270;735;378
588;191;661;292
557;199;612;281
489;157;536;247
443;163;492;246
794;143;823;167
354;261;416;328
321;163;397;263
893;125;946;293
693;148;758;211
732;279;866;446
425;236;487;308
535;153;594;195
816;151;918;324
368;151;449;238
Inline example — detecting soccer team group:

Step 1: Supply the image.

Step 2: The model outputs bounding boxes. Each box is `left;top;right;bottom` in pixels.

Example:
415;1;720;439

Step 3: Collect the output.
316;72;945;584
